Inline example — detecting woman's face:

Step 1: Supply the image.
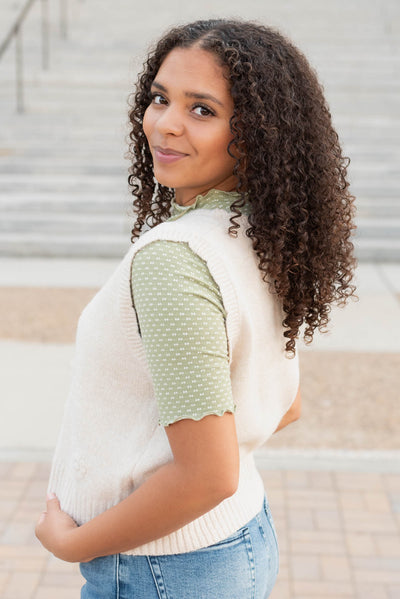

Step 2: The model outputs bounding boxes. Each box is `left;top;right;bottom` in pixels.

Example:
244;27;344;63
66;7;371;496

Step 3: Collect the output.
143;46;237;206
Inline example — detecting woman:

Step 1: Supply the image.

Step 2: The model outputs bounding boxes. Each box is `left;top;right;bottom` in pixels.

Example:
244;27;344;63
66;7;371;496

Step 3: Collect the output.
35;18;357;598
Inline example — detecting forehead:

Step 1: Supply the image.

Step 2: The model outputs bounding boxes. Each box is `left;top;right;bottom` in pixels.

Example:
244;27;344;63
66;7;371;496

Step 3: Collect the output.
155;46;230;95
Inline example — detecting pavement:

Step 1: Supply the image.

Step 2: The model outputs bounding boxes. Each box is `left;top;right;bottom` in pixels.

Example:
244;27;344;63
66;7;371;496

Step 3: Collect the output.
0;258;399;599
0;460;399;599
0;258;399;457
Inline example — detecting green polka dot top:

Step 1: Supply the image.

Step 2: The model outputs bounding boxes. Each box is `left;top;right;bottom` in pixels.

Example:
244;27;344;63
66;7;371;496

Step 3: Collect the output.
130;189;251;427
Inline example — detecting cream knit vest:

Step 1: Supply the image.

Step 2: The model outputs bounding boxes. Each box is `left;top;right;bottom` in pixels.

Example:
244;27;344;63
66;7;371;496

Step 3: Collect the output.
48;207;299;555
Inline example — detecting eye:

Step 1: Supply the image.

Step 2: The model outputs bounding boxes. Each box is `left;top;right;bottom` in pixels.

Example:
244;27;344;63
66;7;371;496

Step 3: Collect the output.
192;104;215;117
150;92;167;105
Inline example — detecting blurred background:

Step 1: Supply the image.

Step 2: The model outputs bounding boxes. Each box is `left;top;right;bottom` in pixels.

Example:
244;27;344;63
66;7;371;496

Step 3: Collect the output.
0;2;400;597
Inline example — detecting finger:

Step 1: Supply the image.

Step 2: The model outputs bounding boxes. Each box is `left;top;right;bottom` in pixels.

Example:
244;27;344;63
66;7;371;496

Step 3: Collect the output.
37;511;47;525
46;492;60;510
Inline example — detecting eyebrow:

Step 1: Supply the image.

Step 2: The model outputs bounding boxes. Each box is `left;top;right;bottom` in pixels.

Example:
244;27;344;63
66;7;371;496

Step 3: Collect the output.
151;81;224;107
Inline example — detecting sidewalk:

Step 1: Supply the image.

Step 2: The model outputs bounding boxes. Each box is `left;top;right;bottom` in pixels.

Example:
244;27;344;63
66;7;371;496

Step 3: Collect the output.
0;459;399;599
0;260;400;597
0;258;399;457
0;258;399;598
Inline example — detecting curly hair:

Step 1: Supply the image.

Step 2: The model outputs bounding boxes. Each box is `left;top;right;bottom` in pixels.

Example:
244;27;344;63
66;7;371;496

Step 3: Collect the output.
126;18;357;357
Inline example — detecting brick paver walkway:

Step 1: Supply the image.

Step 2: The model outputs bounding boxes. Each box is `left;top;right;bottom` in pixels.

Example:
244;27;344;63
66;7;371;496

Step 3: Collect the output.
0;461;399;598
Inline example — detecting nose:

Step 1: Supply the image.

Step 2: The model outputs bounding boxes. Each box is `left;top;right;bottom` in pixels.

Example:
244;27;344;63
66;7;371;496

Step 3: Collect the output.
155;104;184;136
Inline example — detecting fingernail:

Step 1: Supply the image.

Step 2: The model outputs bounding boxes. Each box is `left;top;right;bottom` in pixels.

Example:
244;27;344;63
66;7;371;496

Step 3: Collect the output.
47;492;56;500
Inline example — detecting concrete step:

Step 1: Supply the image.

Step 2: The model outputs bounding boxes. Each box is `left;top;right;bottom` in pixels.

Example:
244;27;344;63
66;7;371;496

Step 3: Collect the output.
0;174;125;192
0;233;399;261
0;193;132;213
0;213;132;234
0;228;391;264
1;0;398;264
357;200;400;218
0;214;395;237
0;93;128;110
353;239;400;262
0;163;126;175
355;217;400;239
352;185;400;199
0;232;130;258
3;196;396;217
0;85;128;101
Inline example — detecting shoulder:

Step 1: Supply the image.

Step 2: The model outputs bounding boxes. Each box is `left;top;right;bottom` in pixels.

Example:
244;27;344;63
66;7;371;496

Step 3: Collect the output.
131;240;220;301
131;239;209;276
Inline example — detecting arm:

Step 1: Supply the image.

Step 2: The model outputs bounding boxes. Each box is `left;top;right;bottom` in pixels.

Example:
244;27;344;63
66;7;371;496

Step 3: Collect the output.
38;412;239;562
274;385;301;433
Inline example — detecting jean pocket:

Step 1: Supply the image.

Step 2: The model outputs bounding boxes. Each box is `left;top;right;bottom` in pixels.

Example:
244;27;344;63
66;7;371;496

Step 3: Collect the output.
196;525;249;552
149;526;256;599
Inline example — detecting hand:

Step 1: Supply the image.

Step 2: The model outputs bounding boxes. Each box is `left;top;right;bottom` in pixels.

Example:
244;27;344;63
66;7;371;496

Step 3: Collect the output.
35;493;83;562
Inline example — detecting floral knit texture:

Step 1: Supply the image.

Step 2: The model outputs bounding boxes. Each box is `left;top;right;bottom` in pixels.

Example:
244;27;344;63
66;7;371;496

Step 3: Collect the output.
130;189;248;426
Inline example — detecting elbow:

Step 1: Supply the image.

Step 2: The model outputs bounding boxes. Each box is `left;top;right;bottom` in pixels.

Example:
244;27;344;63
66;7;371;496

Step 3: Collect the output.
200;469;239;504
218;455;240;500
199;457;240;503
220;475;239;500
213;468;240;501
292;405;301;421
289;393;302;422
210;483;237;504
180;465;239;506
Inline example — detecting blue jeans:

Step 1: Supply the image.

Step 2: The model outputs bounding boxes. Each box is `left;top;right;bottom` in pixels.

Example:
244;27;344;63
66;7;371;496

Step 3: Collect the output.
80;494;279;598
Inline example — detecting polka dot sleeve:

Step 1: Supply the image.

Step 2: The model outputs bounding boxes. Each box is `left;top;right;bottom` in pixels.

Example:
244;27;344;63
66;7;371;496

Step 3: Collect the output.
130;240;236;427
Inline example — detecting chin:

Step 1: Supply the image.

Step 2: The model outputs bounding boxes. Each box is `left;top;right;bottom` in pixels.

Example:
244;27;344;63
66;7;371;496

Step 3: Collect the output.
152;172;176;190
154;175;185;191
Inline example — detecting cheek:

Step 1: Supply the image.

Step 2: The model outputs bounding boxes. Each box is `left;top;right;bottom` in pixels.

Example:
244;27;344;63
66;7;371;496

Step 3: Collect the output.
142;107;153;140
216;122;234;153
199;125;233;158
210;128;236;169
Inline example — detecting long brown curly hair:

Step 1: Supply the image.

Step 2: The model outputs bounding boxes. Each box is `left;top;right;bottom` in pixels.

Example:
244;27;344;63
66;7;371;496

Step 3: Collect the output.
126;18;357;357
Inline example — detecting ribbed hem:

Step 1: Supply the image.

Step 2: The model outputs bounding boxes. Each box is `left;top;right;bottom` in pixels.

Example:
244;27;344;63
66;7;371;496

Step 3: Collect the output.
122;453;265;556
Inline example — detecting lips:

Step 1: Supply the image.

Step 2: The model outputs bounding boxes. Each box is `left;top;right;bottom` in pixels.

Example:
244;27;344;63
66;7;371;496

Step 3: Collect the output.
154;146;188;157
153;146;189;165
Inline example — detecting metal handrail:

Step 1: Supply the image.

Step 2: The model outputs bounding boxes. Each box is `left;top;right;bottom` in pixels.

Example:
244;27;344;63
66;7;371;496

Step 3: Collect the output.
0;0;70;113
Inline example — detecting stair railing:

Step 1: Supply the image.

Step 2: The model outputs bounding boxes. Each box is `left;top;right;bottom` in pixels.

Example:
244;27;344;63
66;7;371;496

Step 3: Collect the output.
0;0;71;113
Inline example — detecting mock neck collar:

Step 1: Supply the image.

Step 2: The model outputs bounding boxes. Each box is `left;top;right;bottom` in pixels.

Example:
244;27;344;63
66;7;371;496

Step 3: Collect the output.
169;188;250;222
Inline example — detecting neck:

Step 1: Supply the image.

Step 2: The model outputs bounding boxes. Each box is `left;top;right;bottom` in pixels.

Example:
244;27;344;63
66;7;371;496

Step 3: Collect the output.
174;176;238;206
